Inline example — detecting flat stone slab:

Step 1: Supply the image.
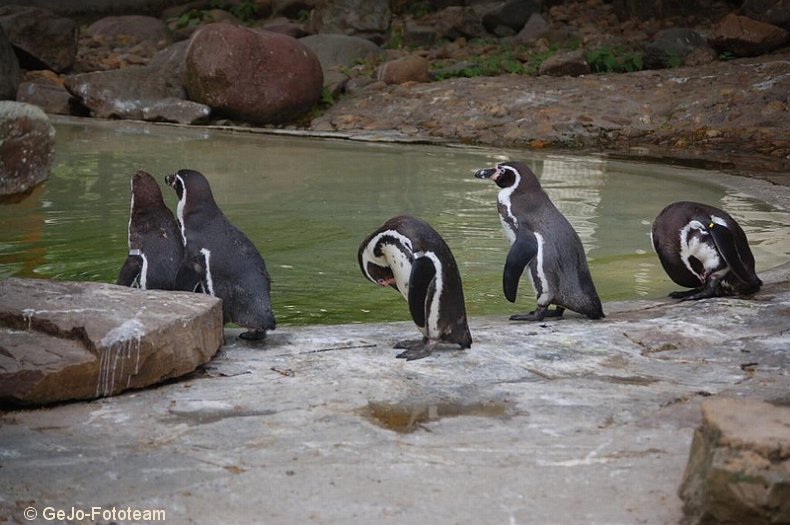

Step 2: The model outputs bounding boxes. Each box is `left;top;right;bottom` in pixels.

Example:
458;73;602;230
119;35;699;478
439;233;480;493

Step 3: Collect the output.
0;278;223;405
0;266;788;524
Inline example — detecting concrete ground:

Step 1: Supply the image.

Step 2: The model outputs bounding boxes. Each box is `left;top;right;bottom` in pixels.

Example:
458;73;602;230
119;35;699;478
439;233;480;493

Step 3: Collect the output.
1;259;789;524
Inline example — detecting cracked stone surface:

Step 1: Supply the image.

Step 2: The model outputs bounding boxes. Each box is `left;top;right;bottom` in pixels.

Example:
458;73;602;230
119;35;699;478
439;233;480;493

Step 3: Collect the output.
0;279;223;405
1;262;788;524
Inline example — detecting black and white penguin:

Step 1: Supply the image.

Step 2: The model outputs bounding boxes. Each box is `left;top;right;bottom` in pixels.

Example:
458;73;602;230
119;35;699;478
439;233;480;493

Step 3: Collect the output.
165;168;276;340
651;201;762;300
117;170;183;290
358;215;472;360
474;161;604;321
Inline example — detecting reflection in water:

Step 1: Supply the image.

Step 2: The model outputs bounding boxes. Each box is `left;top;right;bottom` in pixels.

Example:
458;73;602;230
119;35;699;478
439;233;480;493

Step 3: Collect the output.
0;120;788;325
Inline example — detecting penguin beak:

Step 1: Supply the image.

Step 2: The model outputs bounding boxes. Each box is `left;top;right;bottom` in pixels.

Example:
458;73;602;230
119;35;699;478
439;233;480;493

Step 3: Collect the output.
165;174;176;188
474;167;497;180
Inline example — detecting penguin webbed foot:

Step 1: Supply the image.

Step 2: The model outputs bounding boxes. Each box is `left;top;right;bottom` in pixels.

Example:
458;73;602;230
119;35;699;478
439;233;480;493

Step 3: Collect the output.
238;329;267;341
671;278;721;301
510;306;564;322
394;338;436;361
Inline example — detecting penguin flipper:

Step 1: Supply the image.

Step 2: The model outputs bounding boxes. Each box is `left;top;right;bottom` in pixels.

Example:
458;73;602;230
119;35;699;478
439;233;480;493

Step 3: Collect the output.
117;255;143;287
708;222;754;284
503;231;538;303
408;255;437;330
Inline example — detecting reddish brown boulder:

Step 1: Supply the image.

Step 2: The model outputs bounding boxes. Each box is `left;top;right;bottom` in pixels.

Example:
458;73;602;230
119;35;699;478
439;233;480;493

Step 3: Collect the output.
709;13;789;57
184;23;323;124
0;278;224;405
86;15;171;44
377;55;431;85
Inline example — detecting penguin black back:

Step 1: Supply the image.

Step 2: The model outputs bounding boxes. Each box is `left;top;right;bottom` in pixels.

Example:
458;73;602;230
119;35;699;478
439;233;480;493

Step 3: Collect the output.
652;201;761;300
166;168;276;340
117;170;183;290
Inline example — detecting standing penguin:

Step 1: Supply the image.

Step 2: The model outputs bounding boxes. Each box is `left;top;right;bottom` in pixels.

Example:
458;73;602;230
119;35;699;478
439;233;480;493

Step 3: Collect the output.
358;215;472;360
165;168;276;340
475;161;604;321
651;201;762;300
117;170;183;290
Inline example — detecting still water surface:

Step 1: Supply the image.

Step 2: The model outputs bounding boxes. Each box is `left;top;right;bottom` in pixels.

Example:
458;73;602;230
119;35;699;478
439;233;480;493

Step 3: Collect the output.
1;120;788;325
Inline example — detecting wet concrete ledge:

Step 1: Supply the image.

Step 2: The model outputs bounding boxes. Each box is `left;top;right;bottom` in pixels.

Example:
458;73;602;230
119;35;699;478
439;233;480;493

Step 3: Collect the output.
1;260;788;524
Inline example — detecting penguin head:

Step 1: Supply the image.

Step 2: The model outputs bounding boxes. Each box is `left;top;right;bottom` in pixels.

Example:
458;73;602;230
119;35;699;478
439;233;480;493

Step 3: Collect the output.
165;169;218;208
130;170;166;209
474;161;540;191
362;260;397;288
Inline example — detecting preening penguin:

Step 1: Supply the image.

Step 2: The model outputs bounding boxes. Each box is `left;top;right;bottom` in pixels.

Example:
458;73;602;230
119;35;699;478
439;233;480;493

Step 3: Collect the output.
474;161;604;321
117;170;183;290
651;201;762;300
166;168;276;340
358;215;472;360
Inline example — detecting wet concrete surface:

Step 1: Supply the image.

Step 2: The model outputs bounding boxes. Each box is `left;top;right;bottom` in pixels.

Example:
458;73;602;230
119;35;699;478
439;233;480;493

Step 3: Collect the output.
1;257;788;524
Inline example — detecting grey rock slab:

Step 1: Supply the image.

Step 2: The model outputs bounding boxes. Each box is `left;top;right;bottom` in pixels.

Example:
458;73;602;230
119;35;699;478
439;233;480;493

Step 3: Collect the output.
0;278;223;405
0;265;788;523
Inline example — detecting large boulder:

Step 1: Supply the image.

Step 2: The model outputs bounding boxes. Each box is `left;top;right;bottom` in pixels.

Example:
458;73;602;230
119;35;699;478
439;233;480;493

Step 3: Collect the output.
0;101;54;201
0;278;224;405
644;28;717;69
482;0;542;36
311;0;391;43
184;23;323;125
679;397;790;525
85;15;171;44
0;25;18;100
742;0;790;31
64;41;210;124
299;33;382;95
0;5;77;73
709;13;789;57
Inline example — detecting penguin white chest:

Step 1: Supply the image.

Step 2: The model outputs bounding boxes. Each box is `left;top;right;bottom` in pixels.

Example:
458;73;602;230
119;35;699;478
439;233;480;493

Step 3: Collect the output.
679;221;723;281
497;187;518;245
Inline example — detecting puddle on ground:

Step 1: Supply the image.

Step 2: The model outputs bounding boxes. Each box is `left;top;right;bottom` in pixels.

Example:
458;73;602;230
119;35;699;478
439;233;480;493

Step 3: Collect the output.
360;398;515;433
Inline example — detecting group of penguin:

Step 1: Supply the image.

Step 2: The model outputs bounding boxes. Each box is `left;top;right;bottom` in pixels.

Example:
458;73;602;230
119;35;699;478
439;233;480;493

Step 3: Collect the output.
119;161;763;360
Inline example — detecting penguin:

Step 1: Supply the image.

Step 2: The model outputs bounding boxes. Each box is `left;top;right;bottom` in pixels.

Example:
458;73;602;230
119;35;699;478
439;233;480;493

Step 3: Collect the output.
117;170;183;290
651;201;762;300
165;168;276;340
474;161;604;321
358;215;472;360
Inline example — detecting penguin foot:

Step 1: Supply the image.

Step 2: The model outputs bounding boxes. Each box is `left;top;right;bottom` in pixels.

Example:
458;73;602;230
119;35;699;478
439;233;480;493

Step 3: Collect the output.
239;329;267;341
671;278;722;301
669;288;701;299
394;338;436;361
510;306;564;322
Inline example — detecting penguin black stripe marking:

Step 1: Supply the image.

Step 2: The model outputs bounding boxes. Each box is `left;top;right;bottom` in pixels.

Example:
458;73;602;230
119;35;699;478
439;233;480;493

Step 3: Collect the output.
475;161;604;321
358;215;472;360
652;201;762;300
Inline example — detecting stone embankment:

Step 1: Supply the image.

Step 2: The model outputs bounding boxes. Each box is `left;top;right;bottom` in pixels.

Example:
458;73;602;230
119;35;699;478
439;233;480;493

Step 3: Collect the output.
0;0;788;187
